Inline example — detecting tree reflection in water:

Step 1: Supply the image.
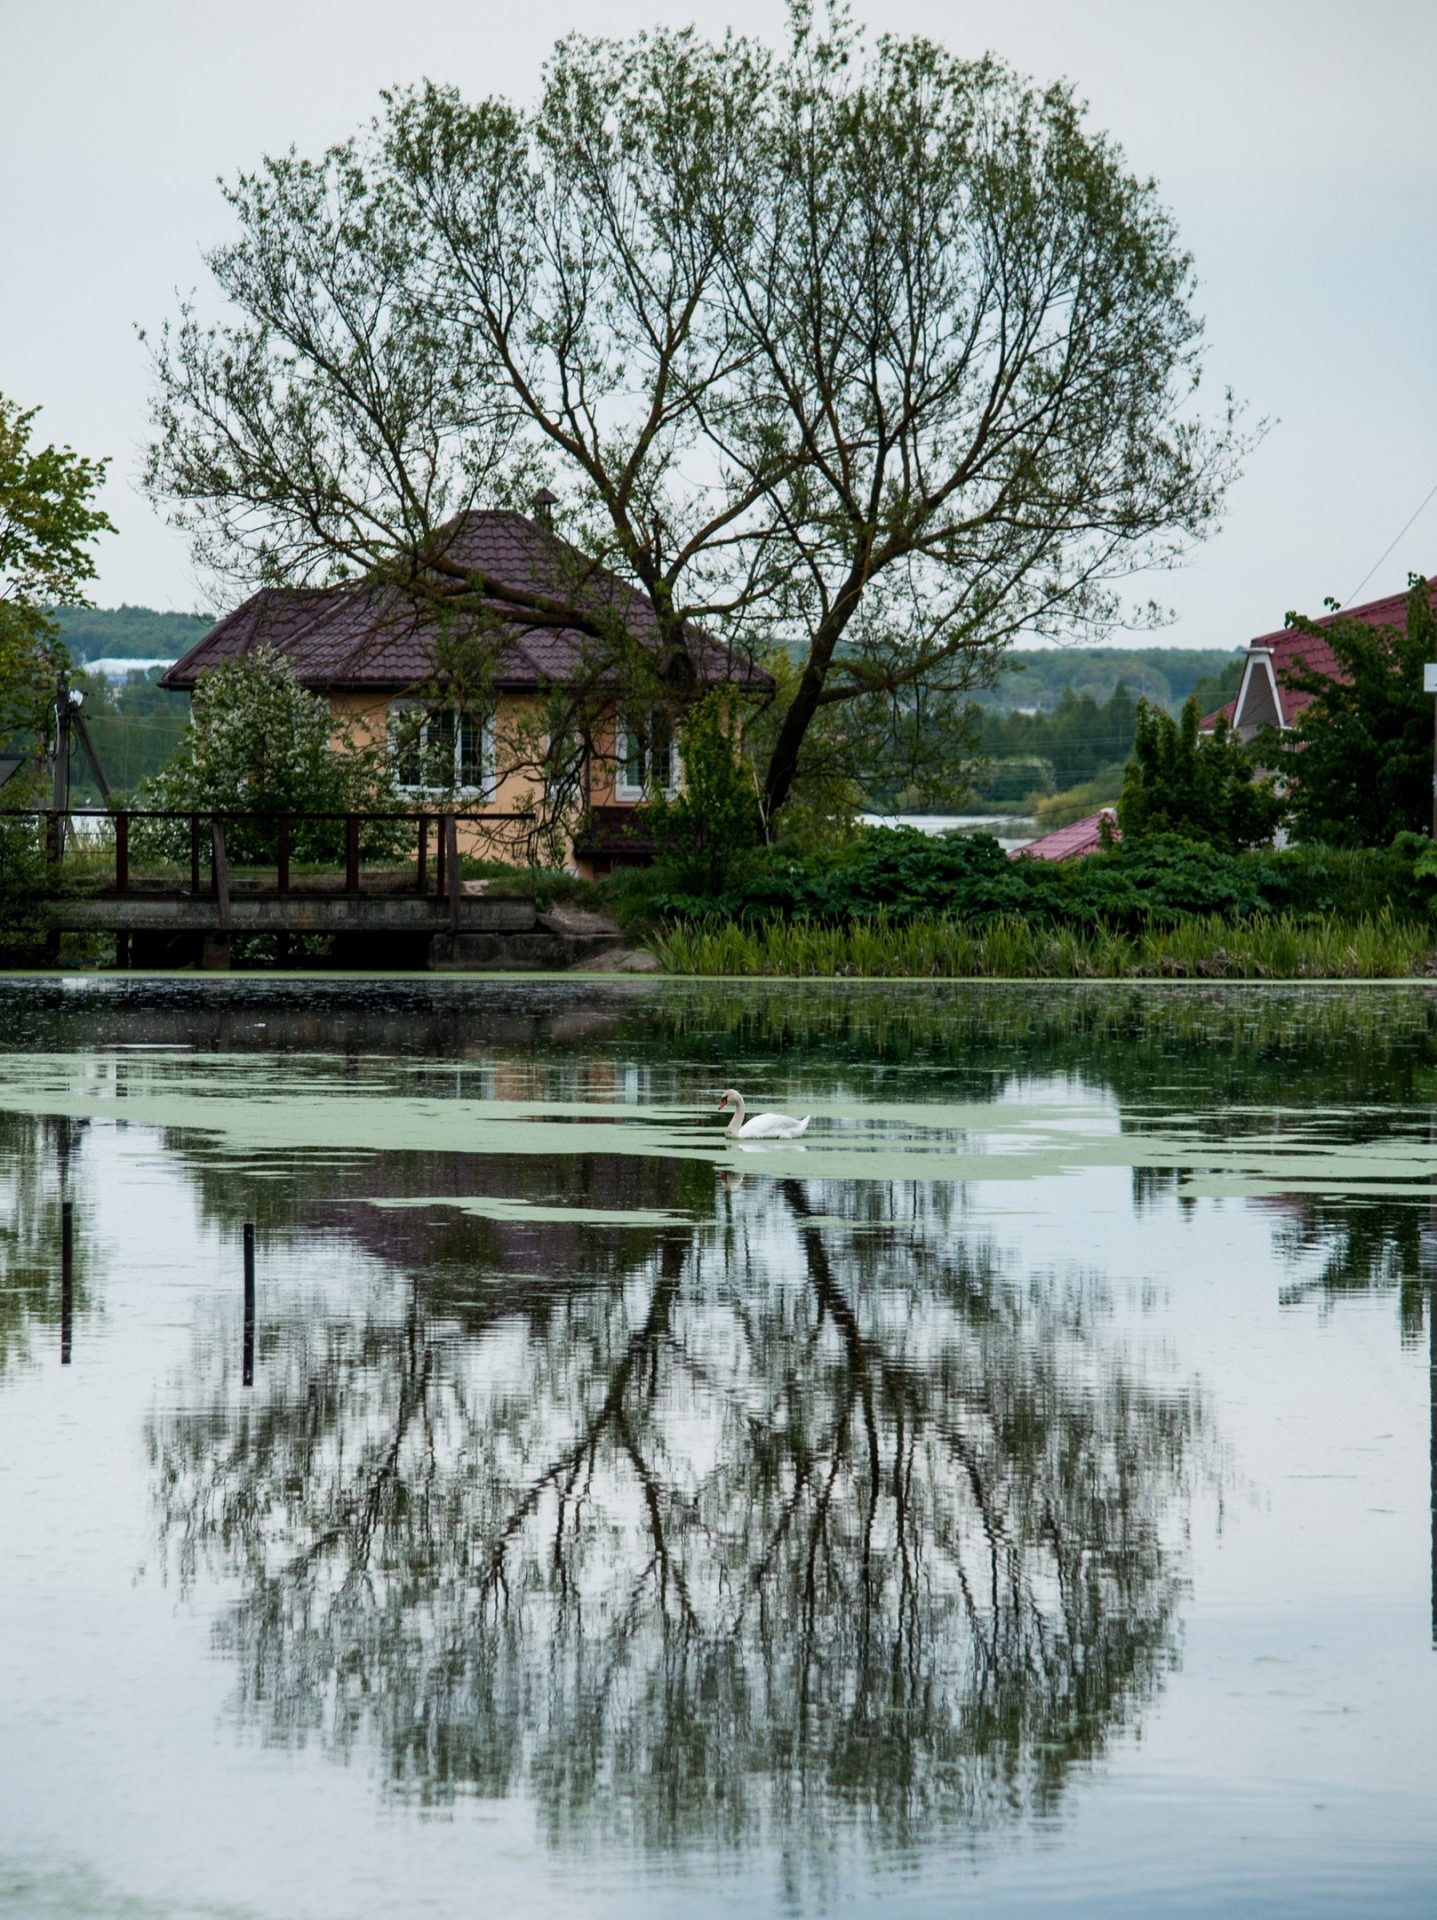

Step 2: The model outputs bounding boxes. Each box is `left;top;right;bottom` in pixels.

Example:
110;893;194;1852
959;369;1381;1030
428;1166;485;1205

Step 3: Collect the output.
150;1170;1203;1868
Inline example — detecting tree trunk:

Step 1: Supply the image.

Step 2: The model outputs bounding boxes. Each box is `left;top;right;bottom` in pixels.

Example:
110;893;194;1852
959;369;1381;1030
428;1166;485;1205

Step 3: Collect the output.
760;582;866;823
761;646;834;823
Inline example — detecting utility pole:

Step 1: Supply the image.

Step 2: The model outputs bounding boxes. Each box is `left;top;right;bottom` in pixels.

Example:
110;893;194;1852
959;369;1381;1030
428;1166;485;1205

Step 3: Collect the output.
50;674;72;860
1426;664;1437;838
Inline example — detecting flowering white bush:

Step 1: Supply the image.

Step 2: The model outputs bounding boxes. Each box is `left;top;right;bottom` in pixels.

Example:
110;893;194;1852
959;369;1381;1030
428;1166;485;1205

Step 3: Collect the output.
137;645;405;864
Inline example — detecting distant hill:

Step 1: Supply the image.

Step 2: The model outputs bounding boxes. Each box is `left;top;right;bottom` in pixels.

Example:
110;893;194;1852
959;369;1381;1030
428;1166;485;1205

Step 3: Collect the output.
50;604;213;662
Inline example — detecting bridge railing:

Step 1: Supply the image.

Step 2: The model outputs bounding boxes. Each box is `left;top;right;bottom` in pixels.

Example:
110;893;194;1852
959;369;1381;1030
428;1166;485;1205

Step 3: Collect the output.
7;808;534;928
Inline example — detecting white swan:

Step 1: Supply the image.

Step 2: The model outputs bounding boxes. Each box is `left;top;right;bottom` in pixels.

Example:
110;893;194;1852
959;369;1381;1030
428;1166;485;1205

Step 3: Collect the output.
718;1089;811;1139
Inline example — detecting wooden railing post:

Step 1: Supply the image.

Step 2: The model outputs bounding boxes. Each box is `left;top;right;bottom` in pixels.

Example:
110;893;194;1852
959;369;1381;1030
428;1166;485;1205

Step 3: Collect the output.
114;812;129;894
435;814;446;900
415;815;428;894
345;813;360;895
277;818;290;893
211;818;231;929
189;814;201;895
446;814;461;933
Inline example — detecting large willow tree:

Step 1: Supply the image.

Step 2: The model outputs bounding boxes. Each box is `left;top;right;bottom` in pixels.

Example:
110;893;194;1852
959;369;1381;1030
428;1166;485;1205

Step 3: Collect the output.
145;5;1248;825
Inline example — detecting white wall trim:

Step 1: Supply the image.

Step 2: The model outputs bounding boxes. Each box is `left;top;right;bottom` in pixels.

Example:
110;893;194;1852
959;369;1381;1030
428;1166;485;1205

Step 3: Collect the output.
1232;646;1285;736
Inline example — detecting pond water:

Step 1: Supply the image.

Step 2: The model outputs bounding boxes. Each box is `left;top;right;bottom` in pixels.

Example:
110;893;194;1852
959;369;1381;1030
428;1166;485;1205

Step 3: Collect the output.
2;977;1436;1918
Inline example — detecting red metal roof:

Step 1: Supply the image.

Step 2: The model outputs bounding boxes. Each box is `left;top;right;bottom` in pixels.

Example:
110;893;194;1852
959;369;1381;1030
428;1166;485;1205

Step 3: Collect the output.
1202;576;1435;732
161;510;772;695
1200;696;1238;732
1010;808;1118;862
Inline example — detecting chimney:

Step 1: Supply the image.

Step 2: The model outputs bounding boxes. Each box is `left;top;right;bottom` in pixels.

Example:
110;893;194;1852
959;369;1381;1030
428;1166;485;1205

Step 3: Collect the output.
532;487;558;530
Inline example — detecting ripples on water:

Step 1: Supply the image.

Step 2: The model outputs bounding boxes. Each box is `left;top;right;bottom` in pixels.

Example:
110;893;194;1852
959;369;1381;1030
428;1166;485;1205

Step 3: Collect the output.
1;979;1436;1918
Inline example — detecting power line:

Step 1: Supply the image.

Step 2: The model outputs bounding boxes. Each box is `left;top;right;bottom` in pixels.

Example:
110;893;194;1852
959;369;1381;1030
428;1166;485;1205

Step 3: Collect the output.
1345;476;1437;607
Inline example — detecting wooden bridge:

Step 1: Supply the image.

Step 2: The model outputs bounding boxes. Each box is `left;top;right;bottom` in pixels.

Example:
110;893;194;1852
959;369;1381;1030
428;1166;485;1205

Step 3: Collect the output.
20;809;629;971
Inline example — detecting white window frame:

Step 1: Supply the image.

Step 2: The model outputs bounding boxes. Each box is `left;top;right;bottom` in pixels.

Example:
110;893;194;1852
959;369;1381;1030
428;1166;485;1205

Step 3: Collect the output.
615;711;680;802
389;702;496;802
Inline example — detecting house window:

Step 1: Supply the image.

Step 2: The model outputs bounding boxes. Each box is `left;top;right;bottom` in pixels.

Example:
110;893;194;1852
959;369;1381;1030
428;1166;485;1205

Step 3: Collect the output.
615;711;679;802
389;703;494;798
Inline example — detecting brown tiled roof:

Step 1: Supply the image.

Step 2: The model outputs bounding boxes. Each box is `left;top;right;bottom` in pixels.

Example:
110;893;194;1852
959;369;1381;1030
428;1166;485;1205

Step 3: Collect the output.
161;510;772;695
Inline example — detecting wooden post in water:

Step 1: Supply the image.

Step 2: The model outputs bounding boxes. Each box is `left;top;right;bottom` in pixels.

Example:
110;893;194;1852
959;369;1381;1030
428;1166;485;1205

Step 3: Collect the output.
60;1201;73;1366
242;1223;255;1389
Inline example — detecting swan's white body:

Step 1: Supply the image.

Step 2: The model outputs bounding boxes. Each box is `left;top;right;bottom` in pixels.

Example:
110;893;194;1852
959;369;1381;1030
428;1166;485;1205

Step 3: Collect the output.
718;1089;811;1140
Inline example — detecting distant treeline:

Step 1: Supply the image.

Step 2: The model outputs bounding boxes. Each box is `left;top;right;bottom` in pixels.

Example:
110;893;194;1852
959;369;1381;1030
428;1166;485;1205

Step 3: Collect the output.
966;655;1245;817
54;610;1242;699
971;655;1244;808
50;604;213;661
976;646;1244;715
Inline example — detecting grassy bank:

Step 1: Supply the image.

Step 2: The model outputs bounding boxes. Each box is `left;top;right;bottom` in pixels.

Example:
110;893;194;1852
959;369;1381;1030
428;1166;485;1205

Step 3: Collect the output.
653;911;1437;980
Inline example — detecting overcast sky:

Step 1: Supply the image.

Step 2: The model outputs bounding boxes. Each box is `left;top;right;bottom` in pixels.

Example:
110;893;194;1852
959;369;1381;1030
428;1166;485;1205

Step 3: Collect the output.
4;0;1434;648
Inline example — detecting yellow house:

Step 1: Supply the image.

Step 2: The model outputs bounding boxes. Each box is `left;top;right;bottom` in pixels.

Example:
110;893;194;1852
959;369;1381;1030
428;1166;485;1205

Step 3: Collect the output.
160;503;770;875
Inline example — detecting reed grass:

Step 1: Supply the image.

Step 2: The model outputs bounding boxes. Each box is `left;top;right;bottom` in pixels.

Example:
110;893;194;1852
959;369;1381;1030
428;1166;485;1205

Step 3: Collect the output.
653;909;1437;981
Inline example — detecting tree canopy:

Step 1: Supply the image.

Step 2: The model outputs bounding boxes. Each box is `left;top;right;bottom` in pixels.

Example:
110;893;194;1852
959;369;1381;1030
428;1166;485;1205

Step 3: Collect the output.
0;392;113;756
1266;578;1437;848
145;5;1248;831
